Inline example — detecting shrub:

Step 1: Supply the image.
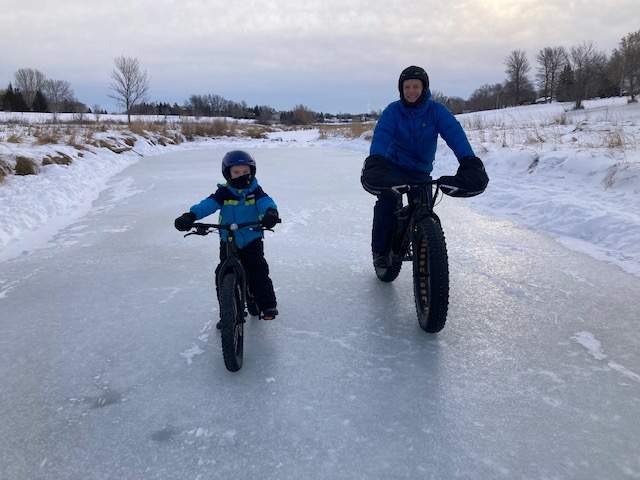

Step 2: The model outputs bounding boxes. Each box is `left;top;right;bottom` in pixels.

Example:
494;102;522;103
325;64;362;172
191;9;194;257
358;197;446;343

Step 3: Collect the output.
15;156;39;175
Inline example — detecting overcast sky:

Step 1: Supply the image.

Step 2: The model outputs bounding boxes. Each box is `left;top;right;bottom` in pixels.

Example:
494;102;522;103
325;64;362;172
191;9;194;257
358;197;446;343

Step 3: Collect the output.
1;0;638;113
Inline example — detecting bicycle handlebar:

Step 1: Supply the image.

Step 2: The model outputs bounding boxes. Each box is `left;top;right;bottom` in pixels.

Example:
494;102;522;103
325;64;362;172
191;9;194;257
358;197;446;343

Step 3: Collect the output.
184;219;282;237
389;180;441;195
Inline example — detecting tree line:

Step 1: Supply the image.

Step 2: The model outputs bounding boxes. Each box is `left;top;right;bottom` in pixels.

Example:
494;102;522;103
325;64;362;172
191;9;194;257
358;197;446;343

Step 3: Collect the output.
461;29;639;113
2;28;638;121
1;68;87;114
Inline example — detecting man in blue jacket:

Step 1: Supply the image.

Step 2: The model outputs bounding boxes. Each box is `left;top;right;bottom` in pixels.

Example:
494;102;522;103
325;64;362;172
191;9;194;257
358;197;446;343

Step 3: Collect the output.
362;66;488;267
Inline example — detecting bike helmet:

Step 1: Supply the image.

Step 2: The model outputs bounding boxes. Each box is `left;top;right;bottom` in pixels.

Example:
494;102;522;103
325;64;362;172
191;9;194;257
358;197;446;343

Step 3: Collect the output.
398;66;430;105
221;150;256;181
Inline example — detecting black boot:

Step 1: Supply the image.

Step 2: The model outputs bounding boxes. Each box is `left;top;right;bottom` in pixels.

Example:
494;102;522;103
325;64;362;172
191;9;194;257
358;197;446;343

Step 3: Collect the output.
261;308;278;320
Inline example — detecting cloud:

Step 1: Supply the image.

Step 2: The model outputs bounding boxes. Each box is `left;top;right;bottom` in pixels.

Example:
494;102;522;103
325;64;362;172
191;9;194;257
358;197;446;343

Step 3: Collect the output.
1;0;638;111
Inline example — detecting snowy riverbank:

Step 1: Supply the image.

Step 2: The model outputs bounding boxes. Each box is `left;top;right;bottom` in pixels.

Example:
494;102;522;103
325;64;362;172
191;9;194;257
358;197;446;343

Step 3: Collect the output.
1;98;639;277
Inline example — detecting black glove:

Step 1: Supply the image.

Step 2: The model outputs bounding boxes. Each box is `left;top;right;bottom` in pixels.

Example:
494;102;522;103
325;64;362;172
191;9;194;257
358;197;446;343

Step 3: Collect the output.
174;212;196;231
438;156;489;197
261;209;280;229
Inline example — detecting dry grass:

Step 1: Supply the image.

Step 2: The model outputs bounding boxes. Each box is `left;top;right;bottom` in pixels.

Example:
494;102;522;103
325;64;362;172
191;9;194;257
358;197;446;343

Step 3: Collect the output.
242;125;272;139
123;136;137;147
15;156;39;175
95;139;132;154
129;121;170;137
526;126;546;144
317;122;374;140
180;120;231;140
0;157;12;182
42;152;73;166
6;133;22;143
35;128;61;145
604;130;625;148
463;116;486;131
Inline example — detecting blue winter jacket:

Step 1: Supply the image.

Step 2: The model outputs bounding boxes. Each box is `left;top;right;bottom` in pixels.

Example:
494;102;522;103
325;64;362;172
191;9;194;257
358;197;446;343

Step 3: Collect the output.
370;90;475;173
189;178;277;249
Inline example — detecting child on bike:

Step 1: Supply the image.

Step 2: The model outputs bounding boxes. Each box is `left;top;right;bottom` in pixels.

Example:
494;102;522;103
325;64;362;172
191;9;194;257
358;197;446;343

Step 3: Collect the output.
174;150;280;320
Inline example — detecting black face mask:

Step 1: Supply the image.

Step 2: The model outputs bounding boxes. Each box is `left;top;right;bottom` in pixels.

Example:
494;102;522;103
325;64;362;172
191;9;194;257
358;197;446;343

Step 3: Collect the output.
228;174;252;189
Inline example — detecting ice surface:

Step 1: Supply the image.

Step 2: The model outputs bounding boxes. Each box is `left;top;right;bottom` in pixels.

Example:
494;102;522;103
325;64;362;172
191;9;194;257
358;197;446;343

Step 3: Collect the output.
1;147;639;479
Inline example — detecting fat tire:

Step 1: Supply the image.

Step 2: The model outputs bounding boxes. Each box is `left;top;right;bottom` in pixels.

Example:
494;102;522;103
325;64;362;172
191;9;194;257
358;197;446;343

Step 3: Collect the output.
219;273;244;372
412;217;449;333
374;256;403;282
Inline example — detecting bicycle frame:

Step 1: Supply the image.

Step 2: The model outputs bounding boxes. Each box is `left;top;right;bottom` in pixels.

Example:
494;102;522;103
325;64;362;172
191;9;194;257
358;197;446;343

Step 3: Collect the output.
184;220;274;310
389;180;441;261
216;230;248;309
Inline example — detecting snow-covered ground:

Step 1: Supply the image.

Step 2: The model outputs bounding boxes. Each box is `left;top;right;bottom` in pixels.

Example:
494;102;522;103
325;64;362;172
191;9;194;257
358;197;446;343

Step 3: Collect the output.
0;111;256;124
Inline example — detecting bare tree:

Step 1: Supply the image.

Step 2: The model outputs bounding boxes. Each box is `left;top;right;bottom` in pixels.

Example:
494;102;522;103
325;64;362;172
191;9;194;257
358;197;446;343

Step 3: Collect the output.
569;42;604;109
505;50;531;105
92;104;103;123
608;48;626;96
109;56;150;124
43;79;74;118
535;48;553;101
620;30;640;102
536;47;567;102
14;68;47;109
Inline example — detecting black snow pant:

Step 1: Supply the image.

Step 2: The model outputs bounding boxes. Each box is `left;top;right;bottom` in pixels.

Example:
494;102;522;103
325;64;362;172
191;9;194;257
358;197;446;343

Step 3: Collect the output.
372;189;423;255
372;192;397;255
216;238;277;311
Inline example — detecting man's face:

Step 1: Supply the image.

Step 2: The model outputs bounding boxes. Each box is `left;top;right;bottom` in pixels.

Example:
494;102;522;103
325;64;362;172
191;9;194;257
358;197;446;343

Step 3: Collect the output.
403;79;423;103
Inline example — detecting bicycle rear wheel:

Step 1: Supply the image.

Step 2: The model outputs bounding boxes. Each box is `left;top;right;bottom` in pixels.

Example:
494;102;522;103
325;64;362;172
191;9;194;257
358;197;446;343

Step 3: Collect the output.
412;216;449;332
219;273;244;371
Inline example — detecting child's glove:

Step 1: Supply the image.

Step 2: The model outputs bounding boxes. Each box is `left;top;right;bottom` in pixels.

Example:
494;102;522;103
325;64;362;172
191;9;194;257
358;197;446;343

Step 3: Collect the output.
174;212;196;231
261;209;280;229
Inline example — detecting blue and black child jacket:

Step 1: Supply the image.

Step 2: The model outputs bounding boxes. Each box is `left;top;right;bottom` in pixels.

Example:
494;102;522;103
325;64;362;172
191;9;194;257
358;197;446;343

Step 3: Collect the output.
370;90;475;173
189;178;277;249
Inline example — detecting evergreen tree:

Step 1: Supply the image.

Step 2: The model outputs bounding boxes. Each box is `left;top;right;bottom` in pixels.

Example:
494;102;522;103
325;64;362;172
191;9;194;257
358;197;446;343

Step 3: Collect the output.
31;90;49;112
2;83;15;111
556;65;575;102
11;88;28;111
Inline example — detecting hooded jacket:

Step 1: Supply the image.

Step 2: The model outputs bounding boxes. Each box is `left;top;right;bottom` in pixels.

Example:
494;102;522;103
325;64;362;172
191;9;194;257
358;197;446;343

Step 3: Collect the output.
370;90;475;173
189;178;277;249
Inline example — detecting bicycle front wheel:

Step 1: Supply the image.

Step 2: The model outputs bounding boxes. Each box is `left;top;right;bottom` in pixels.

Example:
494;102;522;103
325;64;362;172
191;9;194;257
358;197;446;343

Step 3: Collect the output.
219;273;244;371
412;217;449;333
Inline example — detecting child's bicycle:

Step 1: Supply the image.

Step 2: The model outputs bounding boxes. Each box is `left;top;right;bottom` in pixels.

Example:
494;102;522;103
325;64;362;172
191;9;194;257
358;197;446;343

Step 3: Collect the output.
373;179;449;333
184;220;280;372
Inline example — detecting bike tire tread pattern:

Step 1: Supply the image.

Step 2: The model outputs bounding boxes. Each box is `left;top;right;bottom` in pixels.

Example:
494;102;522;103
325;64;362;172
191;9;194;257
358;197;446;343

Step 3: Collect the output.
413;217;449;333
220;273;243;372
